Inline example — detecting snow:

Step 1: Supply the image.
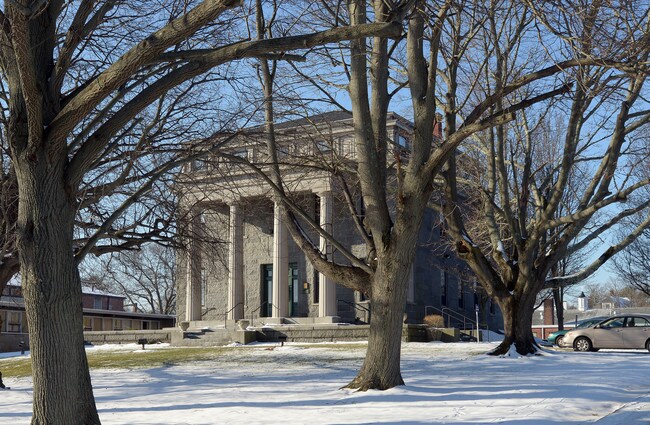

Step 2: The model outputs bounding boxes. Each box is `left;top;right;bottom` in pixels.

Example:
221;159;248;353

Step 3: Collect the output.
1;342;650;424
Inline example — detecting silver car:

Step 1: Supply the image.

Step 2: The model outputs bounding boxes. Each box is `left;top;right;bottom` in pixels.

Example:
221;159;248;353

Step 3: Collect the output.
561;314;650;352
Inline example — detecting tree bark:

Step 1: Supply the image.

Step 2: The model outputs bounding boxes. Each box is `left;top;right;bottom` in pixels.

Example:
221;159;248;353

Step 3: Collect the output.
15;152;100;424
490;291;538;356
345;254;409;390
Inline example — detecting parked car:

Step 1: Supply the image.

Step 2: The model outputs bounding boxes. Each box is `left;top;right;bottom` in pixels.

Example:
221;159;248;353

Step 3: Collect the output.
560;314;650;352
547;317;606;347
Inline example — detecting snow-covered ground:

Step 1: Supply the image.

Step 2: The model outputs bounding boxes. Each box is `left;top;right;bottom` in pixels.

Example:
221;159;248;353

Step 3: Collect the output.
1;341;649;424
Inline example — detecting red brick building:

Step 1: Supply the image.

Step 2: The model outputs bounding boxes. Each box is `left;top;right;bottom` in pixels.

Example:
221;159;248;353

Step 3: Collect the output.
1;282;174;352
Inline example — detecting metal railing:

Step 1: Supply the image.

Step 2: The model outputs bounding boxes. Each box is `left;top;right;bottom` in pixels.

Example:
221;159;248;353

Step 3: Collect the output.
249;302;276;323
338;299;371;323
223;302;245;328
425;305;485;340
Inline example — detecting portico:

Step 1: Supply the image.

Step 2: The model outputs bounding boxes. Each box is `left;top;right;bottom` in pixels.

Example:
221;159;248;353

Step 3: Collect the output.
183;181;343;325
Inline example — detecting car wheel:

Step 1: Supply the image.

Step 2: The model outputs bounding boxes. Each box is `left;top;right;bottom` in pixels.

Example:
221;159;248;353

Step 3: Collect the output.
574;337;592;352
646;340;650;353
555;335;565;347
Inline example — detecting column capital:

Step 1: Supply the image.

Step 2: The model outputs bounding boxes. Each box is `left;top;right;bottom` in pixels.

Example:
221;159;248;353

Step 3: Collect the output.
226;197;243;208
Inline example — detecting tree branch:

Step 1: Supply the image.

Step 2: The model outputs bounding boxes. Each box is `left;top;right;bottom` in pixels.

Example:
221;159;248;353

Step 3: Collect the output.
48;0;243;145
545;212;650;288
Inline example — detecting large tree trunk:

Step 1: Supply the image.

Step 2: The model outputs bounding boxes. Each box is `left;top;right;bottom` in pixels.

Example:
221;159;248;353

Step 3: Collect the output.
490;292;539;356
345;258;409;390
15;154;100;424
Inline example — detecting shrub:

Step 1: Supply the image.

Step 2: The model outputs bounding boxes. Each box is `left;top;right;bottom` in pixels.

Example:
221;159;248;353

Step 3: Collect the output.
423;314;445;328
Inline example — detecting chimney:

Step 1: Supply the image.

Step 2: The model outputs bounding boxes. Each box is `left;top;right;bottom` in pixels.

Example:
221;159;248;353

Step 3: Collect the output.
543;298;555;325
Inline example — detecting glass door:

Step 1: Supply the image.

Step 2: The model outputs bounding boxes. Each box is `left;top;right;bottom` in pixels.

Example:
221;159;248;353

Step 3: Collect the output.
289;263;299;316
261;264;273;317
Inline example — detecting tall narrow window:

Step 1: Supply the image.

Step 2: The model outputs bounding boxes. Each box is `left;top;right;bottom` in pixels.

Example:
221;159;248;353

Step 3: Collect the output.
407;264;415;303
289;263;299;316
458;280;465;309
440;269;448;306
261;264;273;317
8;311;21;333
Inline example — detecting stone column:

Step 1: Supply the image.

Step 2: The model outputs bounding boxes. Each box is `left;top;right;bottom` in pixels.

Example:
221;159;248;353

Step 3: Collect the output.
318;191;337;317
272;203;288;318
228;203;244;320
185;210;202;322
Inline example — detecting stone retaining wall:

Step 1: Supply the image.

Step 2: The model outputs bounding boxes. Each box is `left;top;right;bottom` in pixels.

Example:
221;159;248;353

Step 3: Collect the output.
0;333;29;353
83;330;171;345
254;324;429;343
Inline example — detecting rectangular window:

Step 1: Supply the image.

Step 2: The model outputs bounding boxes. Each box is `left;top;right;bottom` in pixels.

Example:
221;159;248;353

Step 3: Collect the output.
8;311;21;333
193;159;206;171
458;281;465;309
315;139;331;153
396;134;409;148
407;265;415;303
93;296;103;310
358;196;365;220
359;290;368;302
261;264;273;317
233;149;248;159
83;316;92;331
440;270;447;306
342;138;355;157
114;319;123;331
289;263;299;316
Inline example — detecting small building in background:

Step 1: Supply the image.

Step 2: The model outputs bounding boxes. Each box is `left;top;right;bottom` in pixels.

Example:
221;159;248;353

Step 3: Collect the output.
0;282;174;352
577;291;588;312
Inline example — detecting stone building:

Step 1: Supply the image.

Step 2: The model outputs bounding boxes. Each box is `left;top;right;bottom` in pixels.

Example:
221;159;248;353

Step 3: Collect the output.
176;111;503;331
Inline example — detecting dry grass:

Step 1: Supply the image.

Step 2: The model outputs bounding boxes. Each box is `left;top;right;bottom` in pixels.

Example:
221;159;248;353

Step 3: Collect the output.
0;346;231;378
0;342;368;378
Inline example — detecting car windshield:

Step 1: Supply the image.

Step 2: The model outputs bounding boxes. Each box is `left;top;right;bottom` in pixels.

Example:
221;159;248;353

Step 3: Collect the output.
600;317;625;328
576;319;599;329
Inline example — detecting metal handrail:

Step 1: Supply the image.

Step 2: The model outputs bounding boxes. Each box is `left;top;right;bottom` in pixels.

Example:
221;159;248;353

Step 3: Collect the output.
337;299;371;323
223;302;245;328
425;305;484;340
442;307;477;329
249;302;276;323
425;305;477;327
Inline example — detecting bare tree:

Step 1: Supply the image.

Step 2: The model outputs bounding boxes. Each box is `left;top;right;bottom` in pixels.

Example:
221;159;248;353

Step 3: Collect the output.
442;1;649;355
612;225;650;297
85;244;177;315
0;0;400;422
220;0;631;390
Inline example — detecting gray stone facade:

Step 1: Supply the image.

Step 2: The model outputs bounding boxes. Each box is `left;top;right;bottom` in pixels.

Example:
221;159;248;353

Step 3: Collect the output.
176;112;503;332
